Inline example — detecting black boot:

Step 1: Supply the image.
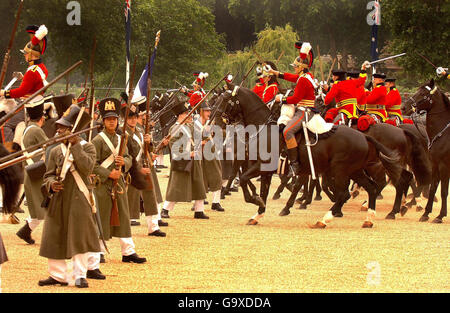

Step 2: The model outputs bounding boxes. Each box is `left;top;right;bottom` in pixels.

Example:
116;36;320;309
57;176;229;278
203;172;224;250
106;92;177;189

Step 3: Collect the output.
38;277;68;286
161;209;170;219
194;211;209;219
16;222;35;244
158;219;169;227
87;269;106;280
122;253;147;263
75;278;89;288
287;147;301;175
211;203;225;212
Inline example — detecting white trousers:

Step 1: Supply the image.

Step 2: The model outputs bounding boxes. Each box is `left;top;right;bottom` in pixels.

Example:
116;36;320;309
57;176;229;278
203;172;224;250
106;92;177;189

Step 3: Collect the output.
48;253;89;283
26;217;42;231
163;200;204;212
87;237;136;270
146;215;160;233
212;190;221;204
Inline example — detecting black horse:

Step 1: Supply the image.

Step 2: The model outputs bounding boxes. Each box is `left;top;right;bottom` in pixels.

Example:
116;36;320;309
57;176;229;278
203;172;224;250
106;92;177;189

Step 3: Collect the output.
0;143;22;215
215;83;405;228
406;79;449;223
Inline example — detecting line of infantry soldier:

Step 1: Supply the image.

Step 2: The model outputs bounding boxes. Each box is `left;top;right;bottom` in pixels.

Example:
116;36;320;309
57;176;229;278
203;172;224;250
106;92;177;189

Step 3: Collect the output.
0;24;226;289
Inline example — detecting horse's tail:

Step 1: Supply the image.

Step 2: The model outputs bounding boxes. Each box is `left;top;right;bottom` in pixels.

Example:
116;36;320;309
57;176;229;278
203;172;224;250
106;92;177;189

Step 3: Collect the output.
364;135;402;185
402;128;432;186
0;144;22;214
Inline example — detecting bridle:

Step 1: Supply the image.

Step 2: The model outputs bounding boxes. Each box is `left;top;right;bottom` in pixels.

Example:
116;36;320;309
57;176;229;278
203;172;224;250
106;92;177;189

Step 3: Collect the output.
409;85;437;112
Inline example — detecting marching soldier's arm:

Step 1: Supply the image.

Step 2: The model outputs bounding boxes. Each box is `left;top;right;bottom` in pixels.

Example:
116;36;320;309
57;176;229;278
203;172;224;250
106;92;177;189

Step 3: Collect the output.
92;137;112;183
169;129;191;160
71;142;96;177
42;147;59;194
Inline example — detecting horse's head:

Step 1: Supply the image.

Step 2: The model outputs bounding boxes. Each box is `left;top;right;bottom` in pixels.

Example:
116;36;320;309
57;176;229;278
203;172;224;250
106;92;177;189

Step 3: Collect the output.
407;79;442;113
213;86;244;126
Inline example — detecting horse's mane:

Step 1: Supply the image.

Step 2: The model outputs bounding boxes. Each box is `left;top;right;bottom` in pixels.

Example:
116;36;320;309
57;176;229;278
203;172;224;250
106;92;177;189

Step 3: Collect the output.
442;90;450;108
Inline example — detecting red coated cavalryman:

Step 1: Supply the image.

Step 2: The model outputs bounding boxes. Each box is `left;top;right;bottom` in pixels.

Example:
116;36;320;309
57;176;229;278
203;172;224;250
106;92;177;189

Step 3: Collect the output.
0;25;49;144
260;61;279;104
183;72;207;108
365;72;388;123
347;70;367;114
1;25;49;99
270;42;316;174
323;66;367;125
384;78;403;126
252;65;265;99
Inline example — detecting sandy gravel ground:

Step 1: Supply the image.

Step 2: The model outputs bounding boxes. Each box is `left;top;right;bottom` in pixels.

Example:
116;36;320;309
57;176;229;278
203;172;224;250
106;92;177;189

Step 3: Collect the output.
0;168;448;293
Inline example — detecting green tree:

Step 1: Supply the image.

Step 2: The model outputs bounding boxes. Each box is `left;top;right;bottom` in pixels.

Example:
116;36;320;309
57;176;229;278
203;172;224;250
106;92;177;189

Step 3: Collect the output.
383;0;449;85
2;0;225;92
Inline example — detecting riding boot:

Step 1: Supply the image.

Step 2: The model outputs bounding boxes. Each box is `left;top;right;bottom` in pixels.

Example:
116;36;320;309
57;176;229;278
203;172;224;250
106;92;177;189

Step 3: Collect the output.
287;147;301;175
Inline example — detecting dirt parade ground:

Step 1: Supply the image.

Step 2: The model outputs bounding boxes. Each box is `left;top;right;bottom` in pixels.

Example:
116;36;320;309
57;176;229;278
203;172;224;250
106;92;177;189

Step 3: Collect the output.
0;167;448;293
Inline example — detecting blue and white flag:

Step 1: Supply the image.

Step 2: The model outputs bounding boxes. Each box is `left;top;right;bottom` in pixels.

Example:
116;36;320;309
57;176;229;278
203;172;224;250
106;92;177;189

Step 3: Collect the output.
132;43;158;102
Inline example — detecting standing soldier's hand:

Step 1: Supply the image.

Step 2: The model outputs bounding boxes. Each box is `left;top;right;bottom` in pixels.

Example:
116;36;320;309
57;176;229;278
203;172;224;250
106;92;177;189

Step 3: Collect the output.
115;156;125;167
109;169;121;180
51;181;64;193
144;134;151;144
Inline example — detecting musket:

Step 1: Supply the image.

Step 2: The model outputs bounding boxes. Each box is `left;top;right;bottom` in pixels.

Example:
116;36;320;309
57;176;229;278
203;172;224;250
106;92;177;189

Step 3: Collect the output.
104;64;119;98
0;60;83;128
150;86;184;123
87;37;97;142
317;45;325;83
142;30;161;192
275;50;285;65
0;125;100;171
239;60;258;88
110;57;137;227
0;0;24;89
326;58;337;82
369;53;406;65
154;73;230;154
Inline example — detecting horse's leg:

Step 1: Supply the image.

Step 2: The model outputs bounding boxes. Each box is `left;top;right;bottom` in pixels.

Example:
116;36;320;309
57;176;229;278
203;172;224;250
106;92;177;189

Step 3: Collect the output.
296;175;309;203
247;171;273;225
351;170;378;228
321;175;336;202
273;174;289;200
386;170;413;220
240;162;264;208
279;175;308;216
419;167;440;222
432;173;448;223
314;177;322;200
310;176;351;228
300;176;316;210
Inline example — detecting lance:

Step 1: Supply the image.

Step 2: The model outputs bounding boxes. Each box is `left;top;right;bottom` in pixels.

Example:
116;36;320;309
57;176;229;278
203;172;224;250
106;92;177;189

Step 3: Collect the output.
0;0;24;89
369;53;406;65
415;52;437;69
0;60;83;128
275;50;285;65
104;64;119;98
154;73;230;154
87;37;97;142
143;30;161;191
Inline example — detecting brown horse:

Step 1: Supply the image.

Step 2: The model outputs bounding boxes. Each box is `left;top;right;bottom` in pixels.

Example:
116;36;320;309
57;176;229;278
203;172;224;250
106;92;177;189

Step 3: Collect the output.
406;79;449;223
215;83;406;228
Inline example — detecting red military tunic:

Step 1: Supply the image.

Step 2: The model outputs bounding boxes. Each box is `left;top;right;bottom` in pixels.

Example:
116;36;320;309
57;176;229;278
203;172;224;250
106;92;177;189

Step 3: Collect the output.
366;83;388;122
262;82;279;103
280;72;315;107
5;61;48;99
324;74;367;119
252;78;265;100
187;90;206;108
385;87;403;121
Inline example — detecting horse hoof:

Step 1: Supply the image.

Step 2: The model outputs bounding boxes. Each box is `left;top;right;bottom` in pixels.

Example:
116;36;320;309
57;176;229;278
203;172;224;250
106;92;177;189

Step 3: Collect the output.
272;193;281;200
377;194;383;200
332;211;343;218
279;209;290;216
360;201;368;212
308;221;327;229
432;217;443;224
385;213;396;220
314;195;322;201
419;215;429;222
298;203;307;210
246;219;258;226
416;205;424;212
362;221;374;228
400;206;408;217
351;190;360;199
